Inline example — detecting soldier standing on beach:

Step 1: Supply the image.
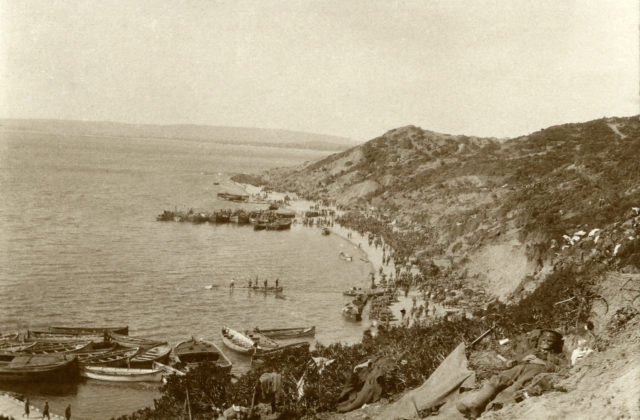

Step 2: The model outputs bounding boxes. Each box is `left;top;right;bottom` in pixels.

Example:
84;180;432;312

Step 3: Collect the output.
42;401;50;420
65;404;71;420
23;397;29;417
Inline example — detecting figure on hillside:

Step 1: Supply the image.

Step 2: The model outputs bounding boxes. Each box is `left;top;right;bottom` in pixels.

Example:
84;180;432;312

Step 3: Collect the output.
456;329;567;419
23;396;29;418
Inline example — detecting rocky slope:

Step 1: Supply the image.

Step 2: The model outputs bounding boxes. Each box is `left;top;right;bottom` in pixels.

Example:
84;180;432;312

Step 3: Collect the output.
264;116;640;300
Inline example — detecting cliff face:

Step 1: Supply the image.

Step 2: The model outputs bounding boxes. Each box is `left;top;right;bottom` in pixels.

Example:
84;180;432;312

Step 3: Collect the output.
265;116;640;300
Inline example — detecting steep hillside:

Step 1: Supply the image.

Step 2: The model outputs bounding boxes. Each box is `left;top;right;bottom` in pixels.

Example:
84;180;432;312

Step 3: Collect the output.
264;116;640;299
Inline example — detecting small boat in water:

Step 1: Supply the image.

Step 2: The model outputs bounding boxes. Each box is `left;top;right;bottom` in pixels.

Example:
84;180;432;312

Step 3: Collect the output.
0;354;79;383
322;227;330;235
130;343;172;368
77;347;139;367
174;338;232;373
221;327;262;355
250;341;310;366
107;331;166;349
20;341;92;355
266;219;292;230
339;252;353;262
342;303;362;321
29;326;128;338
81;365;164;382
252;326;316;339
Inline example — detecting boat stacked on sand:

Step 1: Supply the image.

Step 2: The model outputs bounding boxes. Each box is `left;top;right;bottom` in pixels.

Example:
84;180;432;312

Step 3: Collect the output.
106;331;171;368
174;337;232;374
252;326;315;339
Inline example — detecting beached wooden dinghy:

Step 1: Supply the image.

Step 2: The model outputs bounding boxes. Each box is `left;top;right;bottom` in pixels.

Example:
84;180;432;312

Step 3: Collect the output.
107;331;167;349
81;365;164;382
0;342;37;352
221;327;260;355
20;341;92;355
252;326;315;339
129;343;172;368
76;347;139;367
0;354;79;383
174;338;232;373
251;341;310;366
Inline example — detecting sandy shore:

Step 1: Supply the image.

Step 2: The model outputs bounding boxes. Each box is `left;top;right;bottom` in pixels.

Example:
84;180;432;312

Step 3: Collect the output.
0;393;65;419
235;181;426;325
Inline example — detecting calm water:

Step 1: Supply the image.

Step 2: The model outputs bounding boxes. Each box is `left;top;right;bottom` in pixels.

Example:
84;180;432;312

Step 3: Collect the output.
0;131;372;419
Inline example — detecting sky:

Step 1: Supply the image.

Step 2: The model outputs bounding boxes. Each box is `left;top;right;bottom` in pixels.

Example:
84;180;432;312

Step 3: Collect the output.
0;0;638;141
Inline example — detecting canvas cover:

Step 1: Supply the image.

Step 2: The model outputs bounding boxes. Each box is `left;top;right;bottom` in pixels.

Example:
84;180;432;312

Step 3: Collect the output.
378;342;475;420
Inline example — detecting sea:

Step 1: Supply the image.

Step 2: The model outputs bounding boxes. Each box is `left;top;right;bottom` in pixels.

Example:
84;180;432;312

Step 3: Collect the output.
0;130;374;419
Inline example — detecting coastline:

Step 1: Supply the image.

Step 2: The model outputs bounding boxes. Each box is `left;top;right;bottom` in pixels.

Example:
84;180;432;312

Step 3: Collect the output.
235;180;419;326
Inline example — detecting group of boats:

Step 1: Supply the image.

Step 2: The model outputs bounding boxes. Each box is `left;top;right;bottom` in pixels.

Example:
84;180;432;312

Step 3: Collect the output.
0;324;316;384
156;208;293;231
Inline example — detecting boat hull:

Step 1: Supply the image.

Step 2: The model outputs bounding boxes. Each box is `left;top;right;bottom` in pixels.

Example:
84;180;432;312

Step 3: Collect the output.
174;338;232;373
81;366;164;382
253;326;315;339
0;355;79;383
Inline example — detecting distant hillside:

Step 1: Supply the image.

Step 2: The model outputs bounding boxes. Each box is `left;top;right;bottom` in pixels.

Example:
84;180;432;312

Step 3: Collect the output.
0;119;358;151
264;116;640;299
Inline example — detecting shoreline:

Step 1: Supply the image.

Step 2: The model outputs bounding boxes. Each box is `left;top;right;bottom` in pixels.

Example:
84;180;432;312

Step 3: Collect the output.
0;393;65;420
235;180;422;327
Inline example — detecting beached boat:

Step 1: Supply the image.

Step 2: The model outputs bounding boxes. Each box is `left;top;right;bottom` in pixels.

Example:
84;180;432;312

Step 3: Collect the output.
266;219;292;230
81;365;164;382
252;326;315;339
107;331;166;349
173;338;232;373
77;347;139;367
221;327;261;355
0;354;79;383
343;287;365;296
20;341;92;355
339;252;353;262
0;342;37;352
129;343;172;368
244;331;279;350
250;341;310;366
342;304;362;321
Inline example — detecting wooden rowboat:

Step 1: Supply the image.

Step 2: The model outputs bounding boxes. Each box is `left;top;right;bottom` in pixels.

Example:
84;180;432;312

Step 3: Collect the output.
30;326;128;336
107;331;167;349
174;338;232;373
81;365;164;382
251;341;310;366
221;327;259;355
20;341;92;355
130;343;172;368
252;326;315;339
77;347;139;367
0;354;79;383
